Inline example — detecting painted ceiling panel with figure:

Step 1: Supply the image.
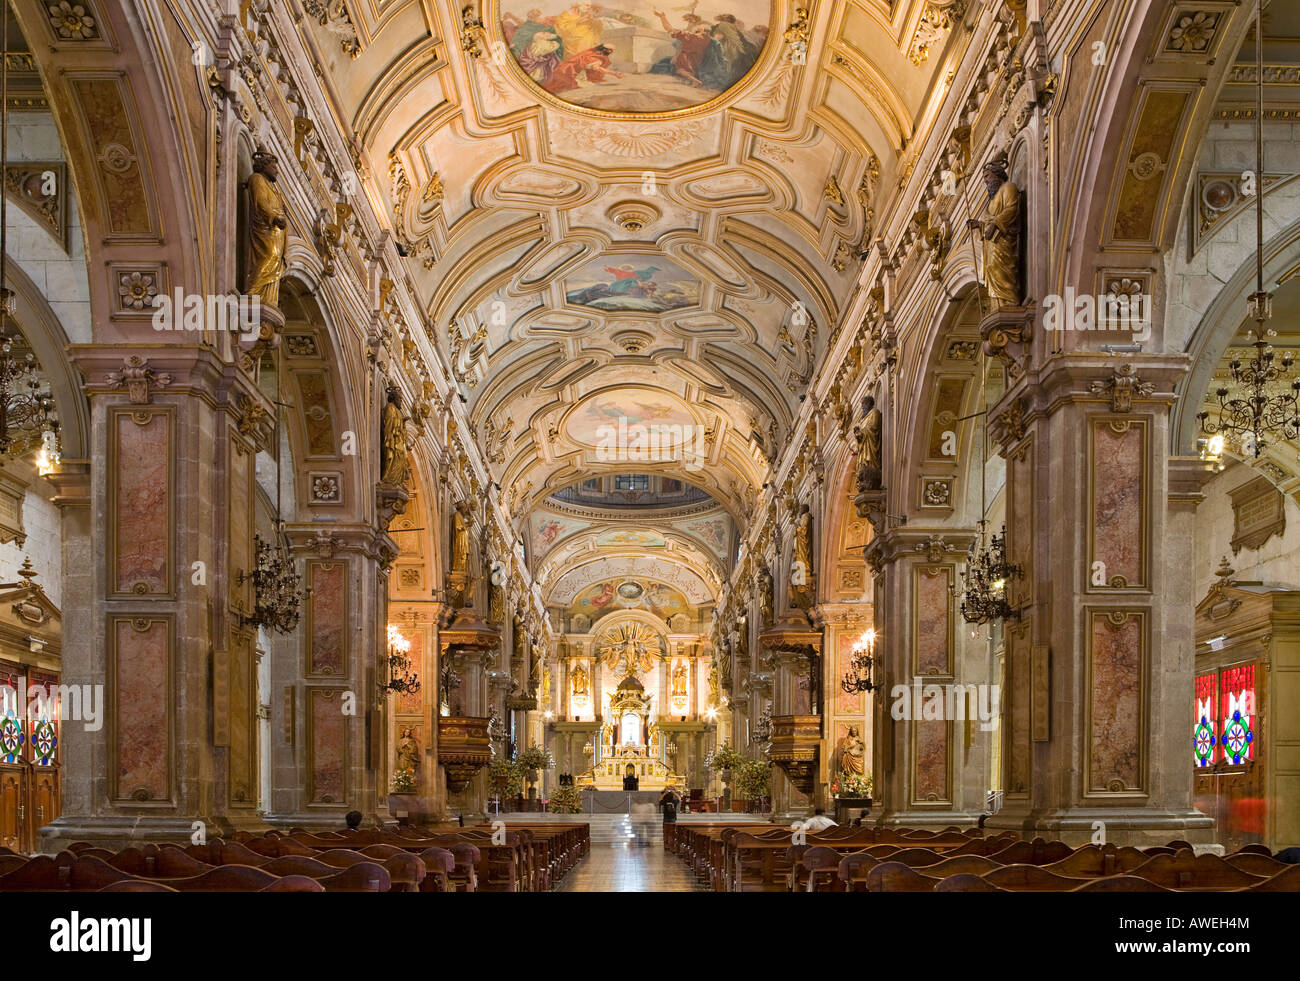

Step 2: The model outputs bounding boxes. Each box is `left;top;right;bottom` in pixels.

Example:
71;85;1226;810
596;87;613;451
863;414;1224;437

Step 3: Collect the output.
566;577;693;623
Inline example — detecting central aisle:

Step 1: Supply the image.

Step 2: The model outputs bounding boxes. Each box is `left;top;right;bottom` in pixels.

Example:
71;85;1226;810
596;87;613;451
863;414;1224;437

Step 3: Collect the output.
502;812;767;892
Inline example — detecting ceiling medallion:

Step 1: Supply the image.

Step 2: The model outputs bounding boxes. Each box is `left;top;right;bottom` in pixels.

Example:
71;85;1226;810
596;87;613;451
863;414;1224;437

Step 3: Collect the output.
489;0;776;121
608;199;660;234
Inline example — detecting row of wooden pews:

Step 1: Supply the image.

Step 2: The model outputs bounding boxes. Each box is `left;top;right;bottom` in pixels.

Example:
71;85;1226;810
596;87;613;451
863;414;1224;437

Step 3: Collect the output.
668;822;1300;892
0;822;590;893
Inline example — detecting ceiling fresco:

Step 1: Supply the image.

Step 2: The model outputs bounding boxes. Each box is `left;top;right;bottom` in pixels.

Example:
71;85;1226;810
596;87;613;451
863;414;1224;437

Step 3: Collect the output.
303;0;966;611
499;1;773;113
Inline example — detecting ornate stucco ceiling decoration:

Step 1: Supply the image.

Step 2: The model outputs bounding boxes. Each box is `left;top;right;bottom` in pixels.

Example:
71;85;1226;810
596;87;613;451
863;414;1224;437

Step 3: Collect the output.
298;0;963;567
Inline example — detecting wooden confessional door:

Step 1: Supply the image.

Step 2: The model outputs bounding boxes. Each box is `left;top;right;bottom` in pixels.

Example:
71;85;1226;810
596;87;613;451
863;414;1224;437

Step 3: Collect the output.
0;766;25;851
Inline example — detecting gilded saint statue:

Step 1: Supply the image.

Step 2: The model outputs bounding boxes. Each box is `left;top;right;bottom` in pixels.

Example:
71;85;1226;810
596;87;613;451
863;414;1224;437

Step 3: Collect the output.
451;508;471;574
855;395;883;493
758;565;775;628
244;151;288;308
966;158;1022;312
790;504;814;608
379;387;410;487
571;664;589;698
837;724;866;777
487;576;506;626
671;660;688;699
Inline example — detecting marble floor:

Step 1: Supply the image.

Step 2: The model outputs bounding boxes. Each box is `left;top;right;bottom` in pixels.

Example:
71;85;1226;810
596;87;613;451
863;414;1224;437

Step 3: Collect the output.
557;837;704;892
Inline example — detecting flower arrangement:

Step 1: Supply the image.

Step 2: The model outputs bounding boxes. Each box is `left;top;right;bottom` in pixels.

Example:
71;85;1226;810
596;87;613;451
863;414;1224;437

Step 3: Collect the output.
547;783;582;814
705;742;744;773
391;766;417;794
515;745;554;771
830;772;873;798
488;759;524;797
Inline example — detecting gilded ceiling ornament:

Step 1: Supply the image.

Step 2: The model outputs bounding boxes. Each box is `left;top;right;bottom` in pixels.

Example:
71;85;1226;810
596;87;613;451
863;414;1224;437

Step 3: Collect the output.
303;0;362;59
824;175;844;206
48;1;98;41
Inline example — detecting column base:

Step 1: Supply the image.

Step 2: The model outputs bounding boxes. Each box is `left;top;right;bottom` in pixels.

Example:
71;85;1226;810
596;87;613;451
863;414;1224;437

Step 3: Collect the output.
876;808;982;831
37;814;237;854
984;804;1216;847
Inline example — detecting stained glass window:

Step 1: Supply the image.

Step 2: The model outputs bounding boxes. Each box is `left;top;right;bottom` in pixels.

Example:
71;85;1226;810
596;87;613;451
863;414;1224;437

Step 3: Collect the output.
1195;672;1217;767
0;678;22;765
1219;664;1256;765
28;679;57;767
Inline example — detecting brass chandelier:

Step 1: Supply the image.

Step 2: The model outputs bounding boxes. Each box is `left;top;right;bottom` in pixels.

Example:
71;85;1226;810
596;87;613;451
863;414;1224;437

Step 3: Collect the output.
839;627;876;695
380;624;421;697
1198;2;1300;458
0;13;59;468
958;522;1019;625
242;532;304;634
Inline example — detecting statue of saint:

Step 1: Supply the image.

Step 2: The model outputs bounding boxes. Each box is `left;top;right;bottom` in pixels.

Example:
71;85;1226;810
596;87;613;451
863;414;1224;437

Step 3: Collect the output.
837;724;866;777
379;387;410;487
487;577;506;626
571;664;589;698
451;509;471;574
758;565;774;628
396;726;420;774
671;660;688;698
790;505;814;607
707;664;720;706
855;395;882;493
966;158;1022;312
244;151;288;308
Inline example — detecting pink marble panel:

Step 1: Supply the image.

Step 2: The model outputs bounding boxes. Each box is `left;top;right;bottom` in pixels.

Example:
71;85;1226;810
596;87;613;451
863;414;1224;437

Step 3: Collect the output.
309;689;346;805
309;562;347;676
114;411;170;594
395;629;424;716
914;719;949;803
1093;422;1144;585
114;618;169;801
915;568;951;675
836;632;862;715
1090;613;1143;791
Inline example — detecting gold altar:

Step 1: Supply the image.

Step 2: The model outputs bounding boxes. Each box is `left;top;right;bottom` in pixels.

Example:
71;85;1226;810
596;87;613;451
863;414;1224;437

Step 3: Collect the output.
579;673;684;791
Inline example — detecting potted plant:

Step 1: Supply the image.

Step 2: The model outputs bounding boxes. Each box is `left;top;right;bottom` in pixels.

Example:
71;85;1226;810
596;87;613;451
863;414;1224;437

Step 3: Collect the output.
391;766;417;794
547;782;582;814
515;745;554;799
735;757;771;813
387;766;420;824
706;742;744;803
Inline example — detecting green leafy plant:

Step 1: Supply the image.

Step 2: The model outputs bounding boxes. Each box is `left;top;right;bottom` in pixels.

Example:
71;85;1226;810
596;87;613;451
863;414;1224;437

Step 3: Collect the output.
488;758;524;796
391;766;417;794
515;745;554;771
547;783;582;814
705;742;744;773
735;757;771;801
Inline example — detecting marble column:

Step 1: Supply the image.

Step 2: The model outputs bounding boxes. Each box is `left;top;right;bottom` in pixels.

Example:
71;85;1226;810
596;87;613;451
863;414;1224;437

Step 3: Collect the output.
984;356;1214;845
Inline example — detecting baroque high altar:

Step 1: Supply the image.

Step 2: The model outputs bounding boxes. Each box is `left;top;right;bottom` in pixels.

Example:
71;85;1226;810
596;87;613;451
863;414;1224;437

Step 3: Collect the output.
586;674;682;791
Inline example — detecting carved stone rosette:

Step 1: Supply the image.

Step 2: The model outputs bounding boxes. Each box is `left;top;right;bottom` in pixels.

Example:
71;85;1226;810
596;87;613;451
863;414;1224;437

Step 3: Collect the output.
768;715;822;797
437;716;492;792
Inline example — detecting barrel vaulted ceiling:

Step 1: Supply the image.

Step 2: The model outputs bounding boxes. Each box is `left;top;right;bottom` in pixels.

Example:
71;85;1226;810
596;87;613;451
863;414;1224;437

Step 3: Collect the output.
298;0;967;598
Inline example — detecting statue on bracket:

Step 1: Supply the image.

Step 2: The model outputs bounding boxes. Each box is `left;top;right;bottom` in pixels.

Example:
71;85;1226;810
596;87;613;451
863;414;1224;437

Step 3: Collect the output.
379;385;410;487
789;504;815;610
966;156;1022;312
854;395;882;493
758;565;775;628
245;150;288;308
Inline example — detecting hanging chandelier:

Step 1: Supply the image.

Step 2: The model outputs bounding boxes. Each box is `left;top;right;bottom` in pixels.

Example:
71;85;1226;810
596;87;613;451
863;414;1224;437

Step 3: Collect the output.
839;627;876;695
380;624;421;697
1199;3;1299;459
241;532;304;633
958;522;1020;625
0;15;59;469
